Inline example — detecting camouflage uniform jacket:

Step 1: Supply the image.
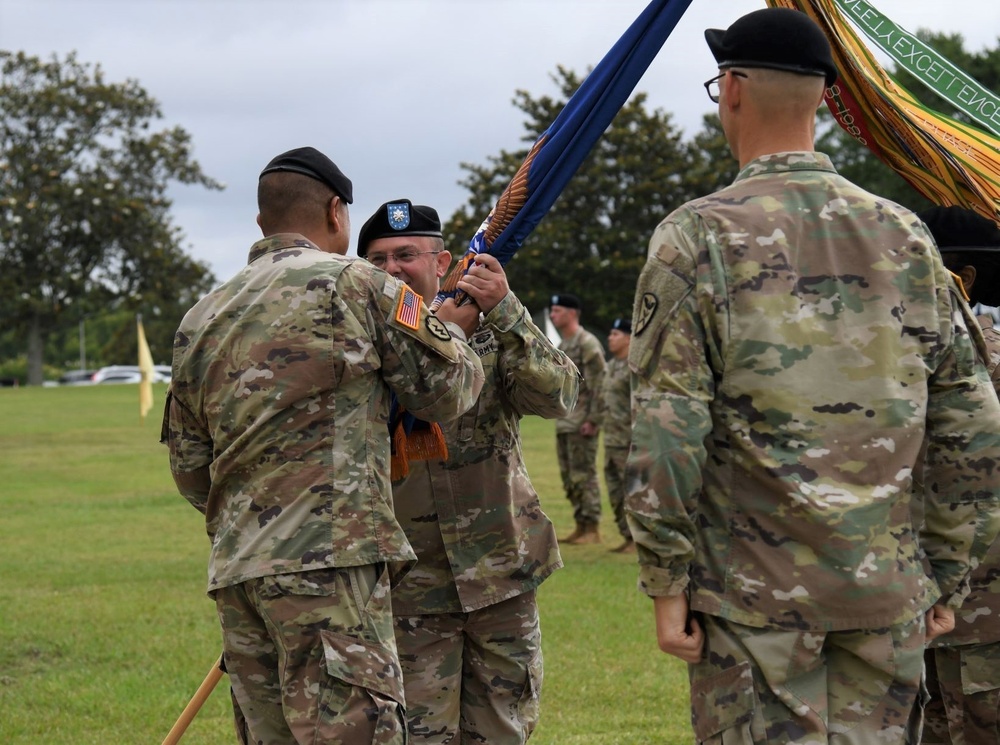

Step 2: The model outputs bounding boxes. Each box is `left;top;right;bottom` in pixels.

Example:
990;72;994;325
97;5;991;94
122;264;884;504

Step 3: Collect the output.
594;355;631;450
390;292;579;614
939;306;1000;646
555;327;606;434
627;152;1000;632
163;234;485;593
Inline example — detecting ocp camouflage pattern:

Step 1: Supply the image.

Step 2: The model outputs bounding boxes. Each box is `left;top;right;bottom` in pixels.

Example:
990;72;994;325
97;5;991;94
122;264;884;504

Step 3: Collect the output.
626;152;1000;632
555;326;606;434
939;311;1000;648
595;355;631;449
390;292;578;615
163;234;485;593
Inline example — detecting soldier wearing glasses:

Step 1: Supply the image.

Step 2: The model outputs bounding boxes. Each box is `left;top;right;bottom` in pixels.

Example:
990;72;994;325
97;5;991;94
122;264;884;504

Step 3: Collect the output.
626;8;1000;743
358;199;578;744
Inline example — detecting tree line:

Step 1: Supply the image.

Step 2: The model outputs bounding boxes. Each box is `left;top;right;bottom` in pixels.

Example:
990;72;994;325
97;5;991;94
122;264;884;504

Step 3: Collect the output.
1;33;996;384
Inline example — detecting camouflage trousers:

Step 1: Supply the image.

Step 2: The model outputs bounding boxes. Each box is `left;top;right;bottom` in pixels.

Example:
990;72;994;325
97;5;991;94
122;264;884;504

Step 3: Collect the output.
922;642;1000;744
556;432;601;525
603;444;631;540
393;591;542;744
688;613;926;744
214;564;406;745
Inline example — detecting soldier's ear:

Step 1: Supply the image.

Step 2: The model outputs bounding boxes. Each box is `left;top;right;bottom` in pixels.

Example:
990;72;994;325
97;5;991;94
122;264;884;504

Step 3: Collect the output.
958;265;977;294
435;248;452;278
327;196;344;231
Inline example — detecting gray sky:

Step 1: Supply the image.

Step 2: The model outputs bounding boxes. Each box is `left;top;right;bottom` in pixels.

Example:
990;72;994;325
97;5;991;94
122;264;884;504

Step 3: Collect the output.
2;0;998;282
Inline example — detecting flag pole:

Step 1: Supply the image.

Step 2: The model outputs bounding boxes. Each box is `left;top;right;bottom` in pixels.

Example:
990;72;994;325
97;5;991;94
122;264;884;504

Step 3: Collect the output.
161;654;225;745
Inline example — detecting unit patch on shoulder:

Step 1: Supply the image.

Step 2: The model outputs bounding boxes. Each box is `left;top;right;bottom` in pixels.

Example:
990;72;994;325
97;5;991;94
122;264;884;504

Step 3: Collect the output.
394;285;421;330
634;293;659;336
425;315;453;342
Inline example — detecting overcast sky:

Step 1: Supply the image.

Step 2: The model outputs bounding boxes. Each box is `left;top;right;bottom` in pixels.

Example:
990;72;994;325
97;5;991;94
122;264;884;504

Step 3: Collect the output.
2;0;998;282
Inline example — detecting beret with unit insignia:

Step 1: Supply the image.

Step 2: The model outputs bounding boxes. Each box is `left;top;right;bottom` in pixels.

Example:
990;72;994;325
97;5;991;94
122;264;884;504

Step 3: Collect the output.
357;199;443;258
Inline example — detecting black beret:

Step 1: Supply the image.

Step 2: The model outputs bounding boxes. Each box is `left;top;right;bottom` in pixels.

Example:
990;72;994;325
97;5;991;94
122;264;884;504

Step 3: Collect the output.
918;206;1000;253
611;318;632;334
706;8;838;87
357;199;443;258
550;294;581;310
259;146;353;204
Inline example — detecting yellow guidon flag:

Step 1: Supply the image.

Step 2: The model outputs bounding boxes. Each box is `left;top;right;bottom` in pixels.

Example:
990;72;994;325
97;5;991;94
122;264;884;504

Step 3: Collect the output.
137;315;155;421
768;0;1000;223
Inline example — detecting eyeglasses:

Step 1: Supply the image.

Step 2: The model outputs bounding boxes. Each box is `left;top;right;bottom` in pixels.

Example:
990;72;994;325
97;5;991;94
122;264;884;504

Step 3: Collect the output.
366;250;441;268
704;70;749;103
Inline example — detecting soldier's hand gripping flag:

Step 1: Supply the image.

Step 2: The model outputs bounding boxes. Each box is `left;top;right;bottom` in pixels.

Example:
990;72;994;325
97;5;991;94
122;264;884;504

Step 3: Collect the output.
388;0;694;480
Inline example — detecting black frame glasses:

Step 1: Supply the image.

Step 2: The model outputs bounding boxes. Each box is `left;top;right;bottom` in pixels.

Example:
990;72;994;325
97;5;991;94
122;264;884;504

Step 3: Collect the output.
704;70;749;103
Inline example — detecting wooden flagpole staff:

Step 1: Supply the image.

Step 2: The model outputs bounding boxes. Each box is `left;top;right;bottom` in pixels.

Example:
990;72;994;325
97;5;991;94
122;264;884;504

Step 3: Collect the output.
161;654;226;745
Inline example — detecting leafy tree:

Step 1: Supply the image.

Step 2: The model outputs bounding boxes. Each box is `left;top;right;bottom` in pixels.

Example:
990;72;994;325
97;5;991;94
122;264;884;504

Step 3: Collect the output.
818;31;999;210
0;50;222;384
443;66;736;338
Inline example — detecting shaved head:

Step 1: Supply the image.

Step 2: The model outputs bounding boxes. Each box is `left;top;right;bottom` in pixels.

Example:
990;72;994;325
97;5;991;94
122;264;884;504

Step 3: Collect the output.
257;171;336;235
743;67;827;116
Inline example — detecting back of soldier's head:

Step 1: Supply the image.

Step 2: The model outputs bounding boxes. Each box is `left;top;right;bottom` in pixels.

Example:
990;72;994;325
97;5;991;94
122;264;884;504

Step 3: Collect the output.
257;146;353;235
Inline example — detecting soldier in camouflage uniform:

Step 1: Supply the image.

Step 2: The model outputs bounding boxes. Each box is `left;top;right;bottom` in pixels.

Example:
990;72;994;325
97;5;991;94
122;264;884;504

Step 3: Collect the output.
162;150;485;745
550;294;607;545
625;10;1000;744
357;199;579;744
918;206;1000;745
594;317;634;553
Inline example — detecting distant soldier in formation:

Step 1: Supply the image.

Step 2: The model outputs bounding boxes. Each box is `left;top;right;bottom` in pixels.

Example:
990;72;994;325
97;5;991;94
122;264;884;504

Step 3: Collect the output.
594;317;635;553
358;199;578;744
550;293;607;545
163;150;484;745
626;9;1000;743
918;205;1000;745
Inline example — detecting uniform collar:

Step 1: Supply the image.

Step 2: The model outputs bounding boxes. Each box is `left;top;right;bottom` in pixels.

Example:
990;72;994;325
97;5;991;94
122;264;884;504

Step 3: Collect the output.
247;233;323;264
734;151;837;183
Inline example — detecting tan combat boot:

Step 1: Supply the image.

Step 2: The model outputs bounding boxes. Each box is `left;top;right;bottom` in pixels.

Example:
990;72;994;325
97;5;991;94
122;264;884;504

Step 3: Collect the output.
575;522;602;545
562;522;586;544
611;539;635;553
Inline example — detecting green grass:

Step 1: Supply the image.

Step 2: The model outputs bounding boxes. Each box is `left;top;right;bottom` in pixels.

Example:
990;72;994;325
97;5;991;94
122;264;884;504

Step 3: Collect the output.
0;384;692;744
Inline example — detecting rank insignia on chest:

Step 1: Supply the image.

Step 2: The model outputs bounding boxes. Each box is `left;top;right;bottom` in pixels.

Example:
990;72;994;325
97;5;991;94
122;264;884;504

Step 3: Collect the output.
395;285;420;330
387;202;410;230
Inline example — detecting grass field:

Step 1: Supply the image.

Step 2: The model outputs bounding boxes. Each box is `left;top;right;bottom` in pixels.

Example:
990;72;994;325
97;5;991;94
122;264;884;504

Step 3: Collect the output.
0;384;693;744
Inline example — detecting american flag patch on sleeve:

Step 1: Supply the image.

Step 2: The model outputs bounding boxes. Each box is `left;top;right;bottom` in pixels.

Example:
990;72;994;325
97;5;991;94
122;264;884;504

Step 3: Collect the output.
394;285;421;330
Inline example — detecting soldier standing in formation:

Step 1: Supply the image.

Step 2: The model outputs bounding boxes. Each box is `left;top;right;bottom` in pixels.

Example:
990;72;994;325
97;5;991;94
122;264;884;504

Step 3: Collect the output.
918;205;1000;745
595;317;635;553
626;9;1000;743
550;294;607;545
357;199;579;744
163;150;485;745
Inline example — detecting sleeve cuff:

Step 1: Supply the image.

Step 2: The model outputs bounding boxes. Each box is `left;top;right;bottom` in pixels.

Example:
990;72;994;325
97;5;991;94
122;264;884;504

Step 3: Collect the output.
636;564;690;598
483;292;521;333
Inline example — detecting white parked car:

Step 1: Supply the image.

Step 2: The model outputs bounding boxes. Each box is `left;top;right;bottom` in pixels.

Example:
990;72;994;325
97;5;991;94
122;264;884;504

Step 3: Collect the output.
90;365;171;384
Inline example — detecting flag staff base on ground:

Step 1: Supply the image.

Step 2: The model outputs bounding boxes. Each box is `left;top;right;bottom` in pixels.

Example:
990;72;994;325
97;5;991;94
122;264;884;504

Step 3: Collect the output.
161;654;225;745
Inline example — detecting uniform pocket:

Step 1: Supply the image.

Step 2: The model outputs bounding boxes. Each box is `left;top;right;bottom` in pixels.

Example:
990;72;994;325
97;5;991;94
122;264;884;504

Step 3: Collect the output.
690;660;755;743
516;648;544;738
960;645;1000;696
319;629;406;739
